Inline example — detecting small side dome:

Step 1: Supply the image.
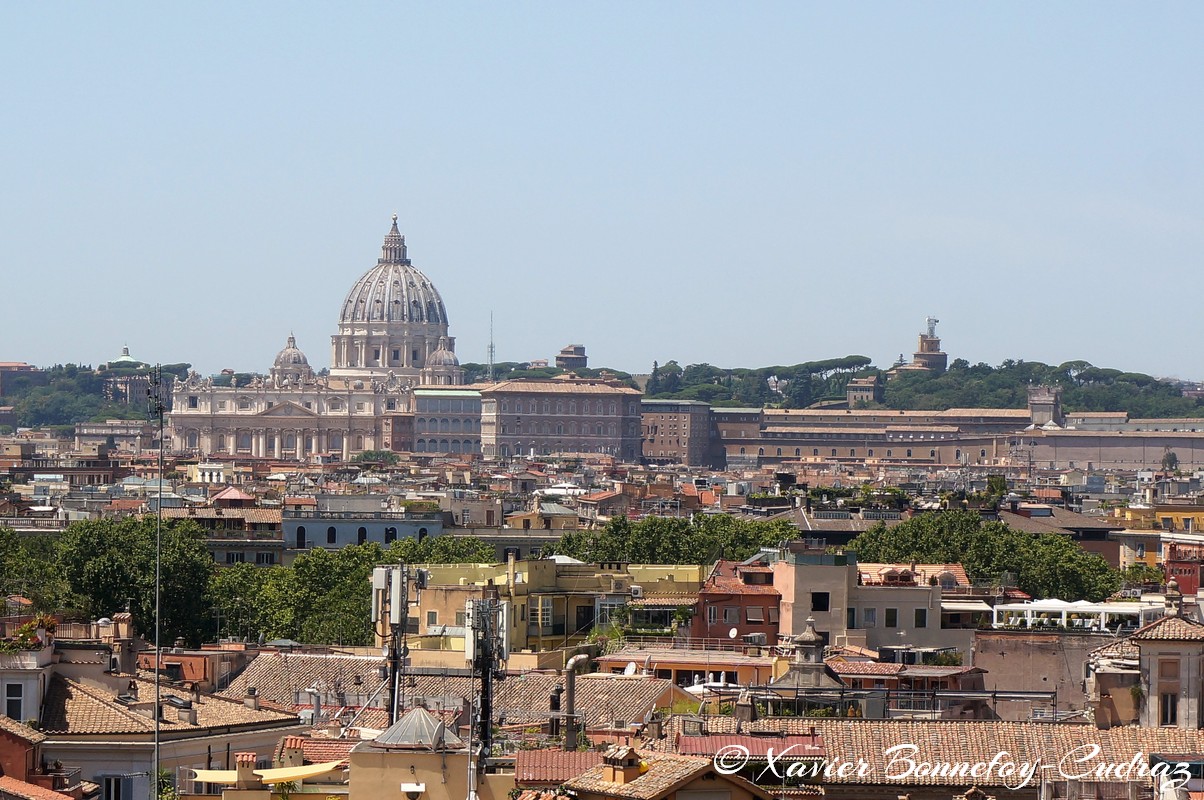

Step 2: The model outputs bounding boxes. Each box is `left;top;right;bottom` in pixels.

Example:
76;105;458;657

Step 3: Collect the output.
274;335;310;369
426;337;459;367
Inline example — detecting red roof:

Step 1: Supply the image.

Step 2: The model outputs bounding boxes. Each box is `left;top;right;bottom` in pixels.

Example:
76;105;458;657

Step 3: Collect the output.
701;561;781;596
677;734;826;759
824;660;905;676
0;776;75;800
515;750;605;785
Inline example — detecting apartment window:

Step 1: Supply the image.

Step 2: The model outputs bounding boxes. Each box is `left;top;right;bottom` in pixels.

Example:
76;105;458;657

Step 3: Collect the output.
906;449;913;457
455;611;466;627
723;607;740;624
427;611;438;626
914;608;928;628
225;552;245;564
1136;543;1146;558
5;684;21;720
374;348;381;361
327;526;337;544
885;608;898;628
811;592;830;612
103;776;132;800
707;606;718;625
863;608;877;628
747;607;765;623
1161;693;1178;726
255;552;275;565
847;608;857;629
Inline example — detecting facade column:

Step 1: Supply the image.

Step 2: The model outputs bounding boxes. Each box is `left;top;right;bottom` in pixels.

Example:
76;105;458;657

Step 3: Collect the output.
227;431;236;456
342;433;351;461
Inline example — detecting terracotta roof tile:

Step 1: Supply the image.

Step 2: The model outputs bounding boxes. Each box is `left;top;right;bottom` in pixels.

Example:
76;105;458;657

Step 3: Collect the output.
515;750;605;786
1131;615;1204;642
0;776;74;800
0;715;45;744
565;752;712;799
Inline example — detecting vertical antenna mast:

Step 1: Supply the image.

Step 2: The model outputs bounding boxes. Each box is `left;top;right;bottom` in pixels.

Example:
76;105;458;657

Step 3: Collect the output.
487;312;496;382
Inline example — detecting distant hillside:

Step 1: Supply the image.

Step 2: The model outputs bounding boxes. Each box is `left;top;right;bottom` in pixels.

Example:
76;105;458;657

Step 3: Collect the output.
642;356;1204;418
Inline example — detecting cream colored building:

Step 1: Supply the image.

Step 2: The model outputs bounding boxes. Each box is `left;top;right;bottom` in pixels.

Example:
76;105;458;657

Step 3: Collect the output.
168;218;465;460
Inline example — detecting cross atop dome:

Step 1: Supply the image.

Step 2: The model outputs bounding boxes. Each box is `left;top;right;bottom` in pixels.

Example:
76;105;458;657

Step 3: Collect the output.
379;214;409;265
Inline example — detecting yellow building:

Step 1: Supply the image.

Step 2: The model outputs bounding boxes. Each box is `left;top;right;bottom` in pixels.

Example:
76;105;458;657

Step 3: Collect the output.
380;558;706;665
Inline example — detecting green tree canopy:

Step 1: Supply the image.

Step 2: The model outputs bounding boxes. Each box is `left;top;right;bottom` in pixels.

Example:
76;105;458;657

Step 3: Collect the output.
848;510;1120;601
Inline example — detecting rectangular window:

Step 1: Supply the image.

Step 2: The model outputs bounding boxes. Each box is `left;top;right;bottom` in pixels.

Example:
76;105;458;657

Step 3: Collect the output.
811;592;830;612
254;552;275;565
5;684;21;720
224;552;245;564
914;608;928;629
188;396;198;409
863;608;877;628
355;402;365;412
847;607;857;629
218;401;227;410
767;607;779;624
1160;660;1181;679
104;777;131;800
723;607;740;624
707;606;717;625
426;611;438;626
885;608;898;628
392;349;400;362
1161;692;1178;726
746;607;764;623
455;611;466;627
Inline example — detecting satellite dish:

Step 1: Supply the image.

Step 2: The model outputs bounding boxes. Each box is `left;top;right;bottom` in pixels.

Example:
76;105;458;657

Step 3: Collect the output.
728;627;739;639
623;661;638;676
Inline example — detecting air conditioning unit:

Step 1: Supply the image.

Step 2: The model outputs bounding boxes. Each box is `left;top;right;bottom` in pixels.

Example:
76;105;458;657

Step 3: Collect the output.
742;632;767;646
630;586;644;599
612;578;628;593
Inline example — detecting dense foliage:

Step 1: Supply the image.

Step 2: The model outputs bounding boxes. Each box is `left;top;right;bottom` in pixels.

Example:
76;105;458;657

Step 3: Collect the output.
644;357;872;408
848;510;1122;602
0;519;496;647
549;514;797;565
882;359;1203;417
460;361;639;389
1;363;192;428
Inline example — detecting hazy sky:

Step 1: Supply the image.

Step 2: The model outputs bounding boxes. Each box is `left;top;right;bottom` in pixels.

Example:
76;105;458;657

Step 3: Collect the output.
4;4;1203;379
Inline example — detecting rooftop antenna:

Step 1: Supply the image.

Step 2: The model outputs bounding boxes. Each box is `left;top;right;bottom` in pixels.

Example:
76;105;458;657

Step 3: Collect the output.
926;316;939;338
487;312;496;382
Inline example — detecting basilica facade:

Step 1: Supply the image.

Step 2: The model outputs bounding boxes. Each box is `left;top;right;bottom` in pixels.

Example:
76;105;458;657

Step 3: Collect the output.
167;217;471;460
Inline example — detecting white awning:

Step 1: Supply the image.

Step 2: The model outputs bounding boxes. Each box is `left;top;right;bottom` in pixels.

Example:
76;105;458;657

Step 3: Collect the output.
191;760;346;785
941;600;992;613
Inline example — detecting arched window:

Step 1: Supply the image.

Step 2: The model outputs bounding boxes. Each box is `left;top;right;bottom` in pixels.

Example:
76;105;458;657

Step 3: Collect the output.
929;449;936;458
609;402;617;415
831;449;837;457
385;527;397;544
739;447;746;455
330;432;343;451
758;448;765;456
296;526;306;549
357;527;367;545
813;448;819;456
776;448;782;456
887;449;893;457
217;435;227;451
955;449;962;460
326;526;337;544
355;435;364;449
795;448;801;457
906;449;912;457
418;527;429;542
416;439;425;452
850;449;856;457
980;449;987;458
868;449;874;457
186;432;198;449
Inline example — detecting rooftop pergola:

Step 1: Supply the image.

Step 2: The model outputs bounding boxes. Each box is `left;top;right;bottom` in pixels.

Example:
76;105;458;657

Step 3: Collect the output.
991;599;1167;632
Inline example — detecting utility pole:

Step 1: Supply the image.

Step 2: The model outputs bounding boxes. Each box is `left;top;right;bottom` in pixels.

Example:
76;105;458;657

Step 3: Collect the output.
146;364;167;800
371;565;429;725
465;591;508;763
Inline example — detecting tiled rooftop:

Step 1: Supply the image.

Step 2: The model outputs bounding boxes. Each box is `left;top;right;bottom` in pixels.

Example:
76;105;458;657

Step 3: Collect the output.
515;750;605;785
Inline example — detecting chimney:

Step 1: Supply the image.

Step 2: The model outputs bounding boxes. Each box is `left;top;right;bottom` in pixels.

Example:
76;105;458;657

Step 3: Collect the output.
233;752;260;790
177;705;198;725
733;691;758;730
243;687;260;710
601;746;643;784
280;736;304;767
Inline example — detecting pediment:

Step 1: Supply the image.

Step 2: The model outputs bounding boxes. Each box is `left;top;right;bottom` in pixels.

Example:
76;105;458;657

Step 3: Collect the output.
257;401;318;418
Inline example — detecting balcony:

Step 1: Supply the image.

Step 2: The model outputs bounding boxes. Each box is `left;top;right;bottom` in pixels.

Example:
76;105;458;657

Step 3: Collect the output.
528;623;566;637
0;646;54;669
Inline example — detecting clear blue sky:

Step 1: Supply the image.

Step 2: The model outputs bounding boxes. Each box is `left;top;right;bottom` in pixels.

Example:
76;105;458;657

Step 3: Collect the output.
4;4;1202;379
